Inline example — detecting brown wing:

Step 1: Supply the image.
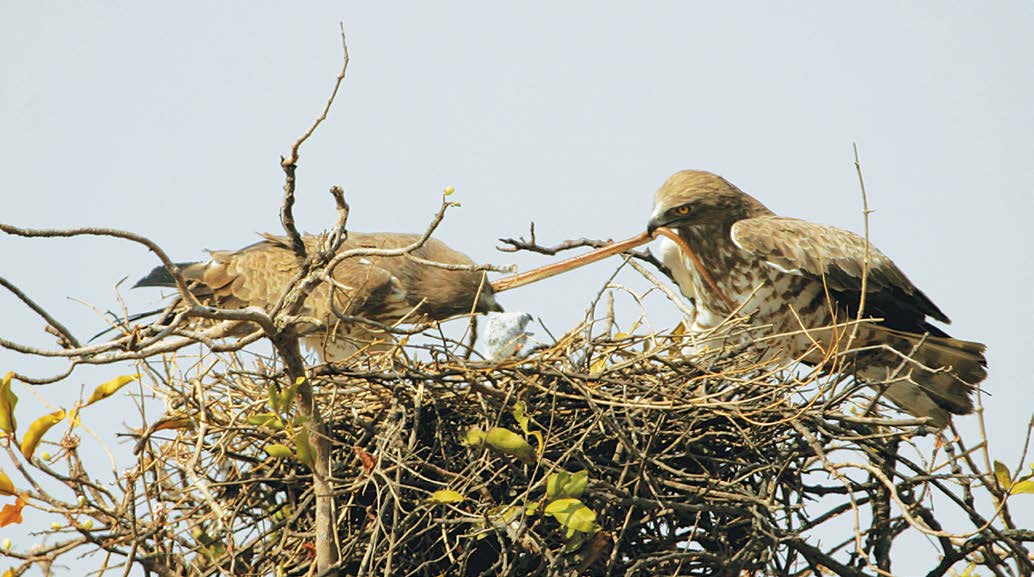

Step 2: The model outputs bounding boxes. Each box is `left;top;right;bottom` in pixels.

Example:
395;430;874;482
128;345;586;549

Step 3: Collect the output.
729;216;951;334
198;236;408;322
339;232;501;319
144;231;500;326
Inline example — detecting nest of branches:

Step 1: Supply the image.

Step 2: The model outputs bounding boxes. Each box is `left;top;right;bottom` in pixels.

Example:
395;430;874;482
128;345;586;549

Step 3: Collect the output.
111;309;1027;577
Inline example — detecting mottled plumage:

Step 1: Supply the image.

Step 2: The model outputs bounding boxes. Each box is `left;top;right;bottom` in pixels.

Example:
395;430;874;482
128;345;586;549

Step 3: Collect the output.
136;232;502;361
648;170;986;427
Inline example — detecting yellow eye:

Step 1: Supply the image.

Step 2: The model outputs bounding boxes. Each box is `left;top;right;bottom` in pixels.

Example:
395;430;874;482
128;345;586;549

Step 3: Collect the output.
675;205;691;215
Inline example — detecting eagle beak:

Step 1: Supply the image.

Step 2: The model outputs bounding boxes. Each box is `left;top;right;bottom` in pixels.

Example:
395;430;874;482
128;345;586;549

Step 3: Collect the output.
490;231;654;293
646;205;669;235
646;215;663;235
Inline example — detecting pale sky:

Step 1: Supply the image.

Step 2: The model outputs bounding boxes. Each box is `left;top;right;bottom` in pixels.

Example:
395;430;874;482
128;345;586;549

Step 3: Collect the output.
1;2;1032;573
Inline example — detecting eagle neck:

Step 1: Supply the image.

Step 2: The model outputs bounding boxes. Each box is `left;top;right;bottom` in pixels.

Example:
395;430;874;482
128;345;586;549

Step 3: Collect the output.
676;222;749;313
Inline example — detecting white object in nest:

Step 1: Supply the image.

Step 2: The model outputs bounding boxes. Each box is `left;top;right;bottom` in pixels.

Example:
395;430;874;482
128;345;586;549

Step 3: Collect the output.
481;312;534;360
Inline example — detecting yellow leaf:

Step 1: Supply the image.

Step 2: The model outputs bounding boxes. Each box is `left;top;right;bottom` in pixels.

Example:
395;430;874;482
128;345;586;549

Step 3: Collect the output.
428;490;465;504
612;332;630;340
20;409;65;461
547;470;588;501
1010;479;1034;495
85;374;139;406
544;497;597;537
589;355;609;375
0;469;13;496
513;401;531;435
671;321;687;337
67;406;81;429
247;413;284;430
461;426;487;447
443;186;455;196
264;443;294;459
484;427;535;463
529;430;544;456
994;460;1012;490
486;505;523;527
293;430;313;468
0;372;17;435
3;567;12;577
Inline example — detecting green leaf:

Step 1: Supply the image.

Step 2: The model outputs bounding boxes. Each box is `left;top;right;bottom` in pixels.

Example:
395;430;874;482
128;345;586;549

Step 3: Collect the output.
293;430;313;468
428;490;465;504
247;413;284;430
994;460;1012;490
547;470;588;501
544;497;598;537
0;372;17;435
282;377;304;409
484;427;535;463
1010;479;1034;495
266;383;281;413
461;426;487;447
264;443;294;459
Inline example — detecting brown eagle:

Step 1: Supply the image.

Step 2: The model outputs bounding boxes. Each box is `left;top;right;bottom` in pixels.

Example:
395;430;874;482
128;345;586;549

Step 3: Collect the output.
646;170;986;427
135;231;502;361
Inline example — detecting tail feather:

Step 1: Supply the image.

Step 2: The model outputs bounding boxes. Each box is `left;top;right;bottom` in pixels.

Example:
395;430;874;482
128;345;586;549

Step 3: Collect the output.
862;328;987;427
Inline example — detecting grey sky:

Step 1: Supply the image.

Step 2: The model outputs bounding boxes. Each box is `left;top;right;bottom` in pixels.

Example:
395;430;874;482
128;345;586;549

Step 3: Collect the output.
2;2;1032;572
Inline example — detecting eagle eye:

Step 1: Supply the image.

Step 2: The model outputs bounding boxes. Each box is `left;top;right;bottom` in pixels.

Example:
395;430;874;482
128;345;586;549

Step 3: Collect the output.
674;205;692;216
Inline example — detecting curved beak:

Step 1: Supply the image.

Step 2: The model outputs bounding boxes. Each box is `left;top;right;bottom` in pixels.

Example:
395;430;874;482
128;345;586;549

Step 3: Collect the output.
646;214;665;235
647;203;674;235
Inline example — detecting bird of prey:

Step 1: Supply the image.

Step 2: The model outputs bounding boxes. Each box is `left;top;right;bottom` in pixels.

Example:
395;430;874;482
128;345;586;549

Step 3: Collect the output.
135;231;503;361
494;170;987;427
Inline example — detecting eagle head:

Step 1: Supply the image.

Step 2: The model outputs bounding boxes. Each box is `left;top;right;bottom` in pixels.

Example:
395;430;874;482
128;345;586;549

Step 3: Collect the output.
647;170;772;233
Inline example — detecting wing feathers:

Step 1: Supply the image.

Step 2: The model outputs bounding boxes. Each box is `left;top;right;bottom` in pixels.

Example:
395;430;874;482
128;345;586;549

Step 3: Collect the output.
730;216;951;328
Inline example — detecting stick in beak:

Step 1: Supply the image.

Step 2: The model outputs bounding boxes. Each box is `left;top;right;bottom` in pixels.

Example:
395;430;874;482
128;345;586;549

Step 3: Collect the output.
490;231;654;293
650;227;735;312
490;227;736;312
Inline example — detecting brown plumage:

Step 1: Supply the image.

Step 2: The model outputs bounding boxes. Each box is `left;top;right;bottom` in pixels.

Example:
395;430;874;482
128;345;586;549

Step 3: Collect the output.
136;231;502;361
647;170;986;427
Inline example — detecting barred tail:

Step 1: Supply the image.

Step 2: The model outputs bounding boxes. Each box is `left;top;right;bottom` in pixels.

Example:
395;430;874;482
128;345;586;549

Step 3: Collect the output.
862;329;987;428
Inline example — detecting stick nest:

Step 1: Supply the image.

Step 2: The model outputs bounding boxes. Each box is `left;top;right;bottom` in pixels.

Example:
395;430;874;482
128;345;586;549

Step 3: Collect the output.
126;310;1029;577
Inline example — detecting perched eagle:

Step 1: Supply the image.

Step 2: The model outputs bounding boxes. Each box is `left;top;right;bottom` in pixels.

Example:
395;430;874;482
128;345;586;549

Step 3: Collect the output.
135;231;503;361
646;170;986;427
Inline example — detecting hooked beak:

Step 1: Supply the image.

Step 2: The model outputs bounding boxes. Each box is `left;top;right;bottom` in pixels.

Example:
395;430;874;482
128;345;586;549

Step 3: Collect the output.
646;215;664;235
646;205;673;235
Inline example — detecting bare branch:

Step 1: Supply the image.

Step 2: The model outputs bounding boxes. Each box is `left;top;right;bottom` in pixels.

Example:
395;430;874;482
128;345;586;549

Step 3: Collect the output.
0;274;81;348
